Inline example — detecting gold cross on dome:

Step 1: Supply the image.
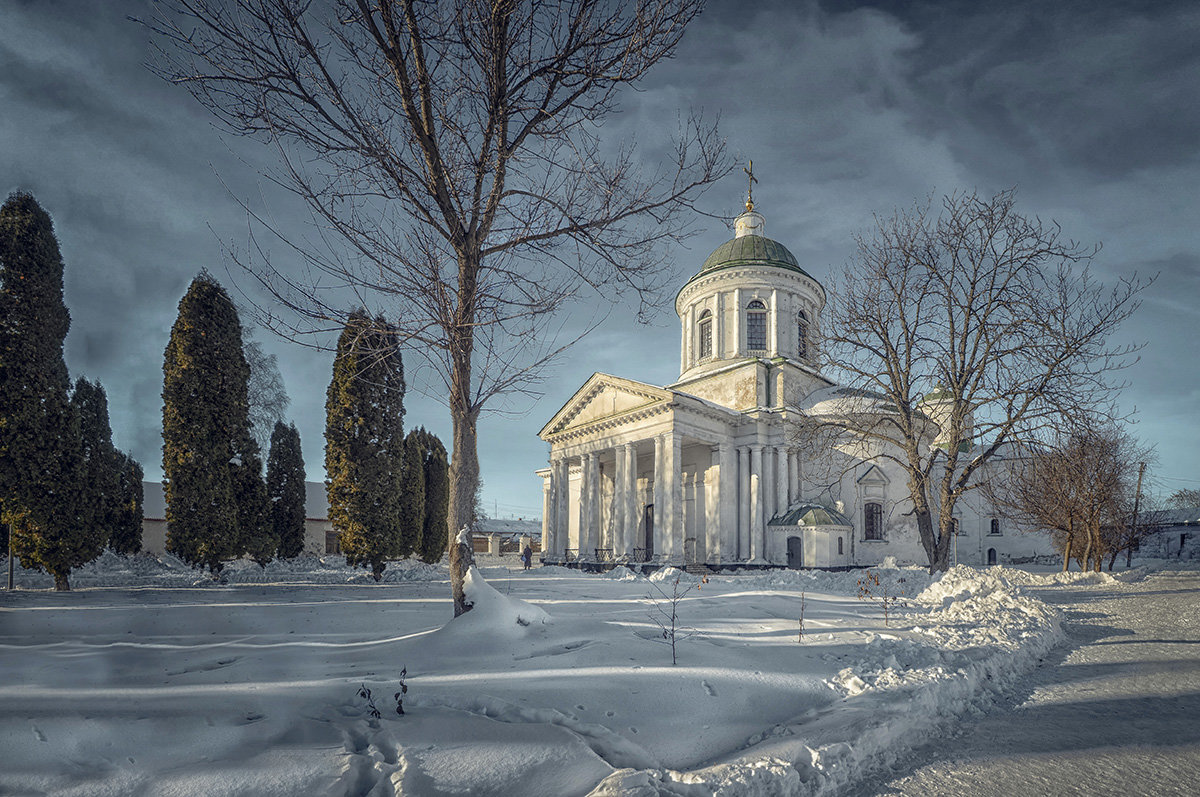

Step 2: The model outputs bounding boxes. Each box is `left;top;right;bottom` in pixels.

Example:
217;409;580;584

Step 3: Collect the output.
744;160;758;211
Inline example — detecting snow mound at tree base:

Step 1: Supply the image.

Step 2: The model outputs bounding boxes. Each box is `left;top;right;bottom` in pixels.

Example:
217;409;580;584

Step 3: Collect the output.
444;565;551;637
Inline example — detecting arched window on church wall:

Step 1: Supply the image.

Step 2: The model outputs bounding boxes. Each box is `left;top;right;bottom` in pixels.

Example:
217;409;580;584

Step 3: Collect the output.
797;309;809;359
746;299;767;351
697;309;712;360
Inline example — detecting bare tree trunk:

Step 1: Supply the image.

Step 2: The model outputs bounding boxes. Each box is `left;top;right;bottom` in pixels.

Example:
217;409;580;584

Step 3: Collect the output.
53;572;69;591
448;334;479;615
448;411;479;617
1063;520;1074;572
1081;525;1092;574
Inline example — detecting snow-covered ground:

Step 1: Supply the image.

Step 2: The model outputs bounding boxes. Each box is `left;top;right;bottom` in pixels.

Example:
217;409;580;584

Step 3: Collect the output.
0;554;1174;796
853;566;1200;797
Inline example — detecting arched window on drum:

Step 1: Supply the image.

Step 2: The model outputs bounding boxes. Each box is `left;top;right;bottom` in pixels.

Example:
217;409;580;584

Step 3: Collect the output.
697;309;713;360
797;309;809;359
746;300;767;351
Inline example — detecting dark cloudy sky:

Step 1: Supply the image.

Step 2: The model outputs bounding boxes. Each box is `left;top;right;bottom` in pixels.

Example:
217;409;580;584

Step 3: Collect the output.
3;0;1198;516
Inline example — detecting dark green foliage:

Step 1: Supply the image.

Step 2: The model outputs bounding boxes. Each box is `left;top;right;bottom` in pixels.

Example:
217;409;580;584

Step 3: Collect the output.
396;430;425;559
162;273;267;573
72;378;120;549
325;311;405;581
0;193;96;590
412;429;449;564
267;421;306;559
110;452;144;555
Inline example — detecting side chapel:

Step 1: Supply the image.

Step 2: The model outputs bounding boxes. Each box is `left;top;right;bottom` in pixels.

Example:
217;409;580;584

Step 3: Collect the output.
536;178;1053;570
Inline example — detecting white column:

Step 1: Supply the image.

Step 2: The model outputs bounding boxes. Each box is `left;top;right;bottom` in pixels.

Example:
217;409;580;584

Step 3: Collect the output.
680;306;688;374
705;445;721;564
738;446;750;560
733;287;743;356
653;435;665;561
624;443;639;557
762;445;774;530
578;453;593;560
555;457;570;558
668;433;683;564
685;303;695;371
719;442;737;563
592;454;603;555
750;444;763;561
769;288;779;356
612;446;625;556
788;448;800;504
541;478;551;556
716;292;726;359
776;446;789;516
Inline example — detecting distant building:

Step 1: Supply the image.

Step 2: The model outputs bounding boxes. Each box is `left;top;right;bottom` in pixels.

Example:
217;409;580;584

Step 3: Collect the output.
141;481;333;557
1137;507;1200;559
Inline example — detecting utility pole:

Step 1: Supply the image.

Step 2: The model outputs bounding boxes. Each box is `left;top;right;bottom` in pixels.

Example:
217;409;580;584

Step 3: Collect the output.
1127;461;1147;568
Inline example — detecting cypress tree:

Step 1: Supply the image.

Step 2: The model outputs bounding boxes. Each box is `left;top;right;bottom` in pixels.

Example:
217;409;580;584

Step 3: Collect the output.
162;273;266;573
397;429;425;558
0;193;92;590
110;451;144;555
71;378;120;549
325;311;405;580
418;430;450;565
267;421;306;559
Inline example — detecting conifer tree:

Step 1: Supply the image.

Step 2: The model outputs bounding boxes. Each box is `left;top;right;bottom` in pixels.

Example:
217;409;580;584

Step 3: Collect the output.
325;311;405;580
162;273;266;573
0;193;92;590
72;378;120;549
397;430;425;559
267;421;306;559
110;452;144;555
418;430;450;565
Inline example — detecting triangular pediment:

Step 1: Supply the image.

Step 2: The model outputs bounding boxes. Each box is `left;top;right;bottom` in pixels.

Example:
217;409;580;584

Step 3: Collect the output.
539;373;672;439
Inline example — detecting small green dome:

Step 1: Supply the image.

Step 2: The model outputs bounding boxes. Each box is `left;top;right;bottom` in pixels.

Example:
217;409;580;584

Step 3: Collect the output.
697;234;809;277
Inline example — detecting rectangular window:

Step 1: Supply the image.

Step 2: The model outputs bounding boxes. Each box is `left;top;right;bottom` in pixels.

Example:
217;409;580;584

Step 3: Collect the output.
864;502;883;540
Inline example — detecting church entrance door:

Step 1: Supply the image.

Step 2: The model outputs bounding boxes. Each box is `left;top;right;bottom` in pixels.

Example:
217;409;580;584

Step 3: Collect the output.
987;547;997;566
787;536;803;569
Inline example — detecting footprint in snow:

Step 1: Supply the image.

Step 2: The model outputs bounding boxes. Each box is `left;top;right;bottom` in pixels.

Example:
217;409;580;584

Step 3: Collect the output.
32;725;46;742
701;680;717;697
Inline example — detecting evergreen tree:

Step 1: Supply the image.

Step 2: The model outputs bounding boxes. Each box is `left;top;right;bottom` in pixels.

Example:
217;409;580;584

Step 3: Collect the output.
325;311;405;580
418;430;449;565
162;273;266;573
267;421;306;559
71;378;120;549
110;452;144;555
0;192;92;590
397;430;425;558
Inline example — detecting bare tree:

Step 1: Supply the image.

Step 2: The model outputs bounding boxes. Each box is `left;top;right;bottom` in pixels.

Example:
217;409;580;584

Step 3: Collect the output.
142;0;729;614
1168;488;1200;509
988;423;1152;572
801;189;1147;573
244;334;291;453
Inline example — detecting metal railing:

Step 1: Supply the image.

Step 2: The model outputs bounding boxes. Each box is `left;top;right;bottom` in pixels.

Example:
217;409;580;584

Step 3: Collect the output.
631;547;651;563
594;548;614;562
563;548;579;562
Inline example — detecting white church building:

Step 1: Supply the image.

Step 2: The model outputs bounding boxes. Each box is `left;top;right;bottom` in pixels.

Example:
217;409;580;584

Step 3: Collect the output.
536;196;1054;570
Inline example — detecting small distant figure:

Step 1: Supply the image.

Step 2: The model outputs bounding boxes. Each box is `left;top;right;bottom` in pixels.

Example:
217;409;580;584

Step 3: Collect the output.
522;544;533;570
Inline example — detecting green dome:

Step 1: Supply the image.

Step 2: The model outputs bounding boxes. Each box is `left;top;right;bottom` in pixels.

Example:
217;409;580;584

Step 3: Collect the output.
691;235;814;282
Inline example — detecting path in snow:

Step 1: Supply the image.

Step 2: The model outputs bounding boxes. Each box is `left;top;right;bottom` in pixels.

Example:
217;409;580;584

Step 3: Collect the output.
855;569;1200;797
